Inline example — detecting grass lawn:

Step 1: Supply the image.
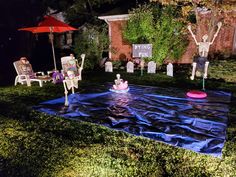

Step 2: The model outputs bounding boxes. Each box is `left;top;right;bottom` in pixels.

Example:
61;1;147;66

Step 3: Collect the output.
0;61;236;177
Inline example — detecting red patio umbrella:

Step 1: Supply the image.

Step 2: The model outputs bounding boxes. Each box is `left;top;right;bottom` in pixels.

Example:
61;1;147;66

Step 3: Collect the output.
18;15;77;70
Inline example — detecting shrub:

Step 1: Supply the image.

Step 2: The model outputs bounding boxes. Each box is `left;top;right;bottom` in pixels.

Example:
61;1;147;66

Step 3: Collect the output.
73;23;109;70
123;4;189;64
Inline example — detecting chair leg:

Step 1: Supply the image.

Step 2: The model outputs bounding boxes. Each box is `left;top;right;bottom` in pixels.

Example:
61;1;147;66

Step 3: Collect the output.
39;81;43;87
14;76;19;86
25;76;31;86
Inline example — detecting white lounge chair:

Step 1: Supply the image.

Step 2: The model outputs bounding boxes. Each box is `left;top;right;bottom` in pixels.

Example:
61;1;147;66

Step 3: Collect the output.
13;58;52;87
61;54;85;81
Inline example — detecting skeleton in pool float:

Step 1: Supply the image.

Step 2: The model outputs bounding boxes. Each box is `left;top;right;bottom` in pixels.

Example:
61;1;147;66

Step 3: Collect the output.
113;74;128;90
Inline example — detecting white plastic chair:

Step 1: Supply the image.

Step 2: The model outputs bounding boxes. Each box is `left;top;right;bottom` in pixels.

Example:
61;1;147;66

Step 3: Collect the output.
61;54;85;81
13;59;51;87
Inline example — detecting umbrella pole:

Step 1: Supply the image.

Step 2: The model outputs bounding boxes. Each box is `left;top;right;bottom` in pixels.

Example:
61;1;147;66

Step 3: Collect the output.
49;29;57;71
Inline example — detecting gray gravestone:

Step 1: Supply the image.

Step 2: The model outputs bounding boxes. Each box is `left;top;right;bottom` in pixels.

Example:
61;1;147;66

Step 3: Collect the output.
126;61;134;73
167;63;173;77
147;61;156;73
105;61;113;72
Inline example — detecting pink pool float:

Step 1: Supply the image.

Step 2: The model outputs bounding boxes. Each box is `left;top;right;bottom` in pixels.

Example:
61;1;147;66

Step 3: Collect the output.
110;74;129;93
187;90;207;99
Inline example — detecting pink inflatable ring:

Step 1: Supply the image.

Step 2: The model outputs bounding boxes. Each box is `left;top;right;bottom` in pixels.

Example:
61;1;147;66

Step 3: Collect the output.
109;87;129;93
187;90;207;99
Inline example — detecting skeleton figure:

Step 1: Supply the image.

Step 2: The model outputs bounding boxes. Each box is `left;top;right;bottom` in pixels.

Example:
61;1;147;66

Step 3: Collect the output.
19;57;33;76
113;74;128;90
188;22;222;80
63;70;79;106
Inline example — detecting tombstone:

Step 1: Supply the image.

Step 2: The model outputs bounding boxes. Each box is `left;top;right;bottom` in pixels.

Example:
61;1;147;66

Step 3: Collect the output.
167;63;173;77
126;61;134;73
105;61;113;72
147;61;156;73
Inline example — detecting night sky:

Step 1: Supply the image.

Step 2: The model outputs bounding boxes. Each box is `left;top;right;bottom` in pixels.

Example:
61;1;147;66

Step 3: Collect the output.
0;1;46;85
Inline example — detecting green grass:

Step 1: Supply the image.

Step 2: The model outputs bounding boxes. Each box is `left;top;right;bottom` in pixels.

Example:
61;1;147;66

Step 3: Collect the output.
0;62;236;176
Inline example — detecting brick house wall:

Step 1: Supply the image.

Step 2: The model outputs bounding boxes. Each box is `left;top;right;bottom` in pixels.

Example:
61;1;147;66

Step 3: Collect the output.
99;11;236;64
110;21;132;61
180;10;236;63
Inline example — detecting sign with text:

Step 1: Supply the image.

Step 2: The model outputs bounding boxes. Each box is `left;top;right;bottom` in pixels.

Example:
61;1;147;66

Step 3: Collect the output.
132;44;152;58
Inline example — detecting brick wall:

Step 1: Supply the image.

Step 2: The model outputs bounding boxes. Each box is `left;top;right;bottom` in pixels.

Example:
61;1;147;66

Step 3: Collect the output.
110;21;132;61
179;10;236;63
109;11;236;63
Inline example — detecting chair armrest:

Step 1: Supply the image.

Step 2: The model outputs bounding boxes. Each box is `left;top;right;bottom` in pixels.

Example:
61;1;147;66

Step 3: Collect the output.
35;72;45;76
47;70;54;76
19;74;29;79
60;70;66;77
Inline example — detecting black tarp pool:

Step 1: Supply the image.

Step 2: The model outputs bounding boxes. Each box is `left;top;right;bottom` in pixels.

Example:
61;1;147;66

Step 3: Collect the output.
35;84;231;158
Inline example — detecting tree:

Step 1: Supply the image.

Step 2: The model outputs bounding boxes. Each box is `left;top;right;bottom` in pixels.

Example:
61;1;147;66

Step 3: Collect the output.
149;0;236;42
149;0;236;9
41;0;136;25
73;23;109;69
123;4;188;64
123;5;155;44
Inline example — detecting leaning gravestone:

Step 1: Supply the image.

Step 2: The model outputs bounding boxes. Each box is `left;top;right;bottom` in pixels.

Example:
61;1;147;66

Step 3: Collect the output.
147;61;156;73
167;63;173;77
126;61;134;73
105;61;113;72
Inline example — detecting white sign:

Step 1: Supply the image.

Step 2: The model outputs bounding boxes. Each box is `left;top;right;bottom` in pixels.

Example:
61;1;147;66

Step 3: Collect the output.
132;44;152;58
